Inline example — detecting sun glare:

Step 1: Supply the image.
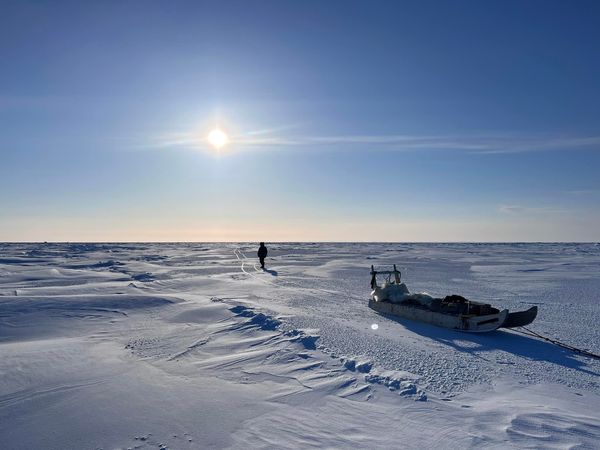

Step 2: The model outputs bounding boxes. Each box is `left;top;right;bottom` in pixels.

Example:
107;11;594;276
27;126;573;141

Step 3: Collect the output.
207;128;229;149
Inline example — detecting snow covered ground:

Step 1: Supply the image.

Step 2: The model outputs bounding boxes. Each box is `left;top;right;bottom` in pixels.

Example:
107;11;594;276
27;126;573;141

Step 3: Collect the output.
0;242;599;449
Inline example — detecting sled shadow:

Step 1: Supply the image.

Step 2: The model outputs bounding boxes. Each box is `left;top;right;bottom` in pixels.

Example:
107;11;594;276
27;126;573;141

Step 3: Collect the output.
376;312;598;376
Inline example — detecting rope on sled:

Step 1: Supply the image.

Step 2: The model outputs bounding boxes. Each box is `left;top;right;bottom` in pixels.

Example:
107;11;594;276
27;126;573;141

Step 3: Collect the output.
512;326;600;361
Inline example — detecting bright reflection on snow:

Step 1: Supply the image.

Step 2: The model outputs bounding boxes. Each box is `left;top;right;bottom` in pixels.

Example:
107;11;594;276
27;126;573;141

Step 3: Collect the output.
371;323;379;330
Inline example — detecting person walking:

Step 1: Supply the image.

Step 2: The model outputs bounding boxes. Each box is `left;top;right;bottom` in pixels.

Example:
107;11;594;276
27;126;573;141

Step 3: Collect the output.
257;242;268;269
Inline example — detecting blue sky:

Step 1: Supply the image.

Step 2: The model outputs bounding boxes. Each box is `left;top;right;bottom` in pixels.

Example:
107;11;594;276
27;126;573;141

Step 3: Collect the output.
1;0;599;241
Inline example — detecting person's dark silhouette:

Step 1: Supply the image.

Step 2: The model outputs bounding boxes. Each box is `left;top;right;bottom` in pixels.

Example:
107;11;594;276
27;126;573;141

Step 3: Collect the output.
257;242;268;269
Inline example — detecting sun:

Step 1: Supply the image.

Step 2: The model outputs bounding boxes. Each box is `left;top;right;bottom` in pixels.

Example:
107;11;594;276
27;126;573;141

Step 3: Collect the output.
207;128;229;149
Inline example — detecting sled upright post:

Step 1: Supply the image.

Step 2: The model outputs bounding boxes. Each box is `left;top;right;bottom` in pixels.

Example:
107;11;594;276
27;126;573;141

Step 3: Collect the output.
393;264;401;284
370;265;377;289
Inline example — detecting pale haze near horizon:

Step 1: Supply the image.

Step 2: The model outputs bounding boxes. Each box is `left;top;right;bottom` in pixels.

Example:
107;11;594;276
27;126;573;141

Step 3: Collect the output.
1;1;600;242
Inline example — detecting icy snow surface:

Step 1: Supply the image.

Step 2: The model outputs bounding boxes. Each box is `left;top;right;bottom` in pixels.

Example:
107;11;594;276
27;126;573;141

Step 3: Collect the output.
0;242;599;449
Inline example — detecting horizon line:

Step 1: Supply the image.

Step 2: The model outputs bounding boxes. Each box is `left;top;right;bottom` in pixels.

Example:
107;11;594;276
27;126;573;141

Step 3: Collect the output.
1;241;597;245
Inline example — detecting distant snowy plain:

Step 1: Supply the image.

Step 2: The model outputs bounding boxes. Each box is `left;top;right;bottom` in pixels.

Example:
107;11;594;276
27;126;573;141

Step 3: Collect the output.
0;242;599;449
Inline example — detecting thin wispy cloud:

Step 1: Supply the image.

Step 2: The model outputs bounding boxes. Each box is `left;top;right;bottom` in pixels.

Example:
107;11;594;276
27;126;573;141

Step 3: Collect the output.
566;189;600;196
141;132;300;149
499;205;568;214
0;94;67;111
146;130;600;154
302;134;600;153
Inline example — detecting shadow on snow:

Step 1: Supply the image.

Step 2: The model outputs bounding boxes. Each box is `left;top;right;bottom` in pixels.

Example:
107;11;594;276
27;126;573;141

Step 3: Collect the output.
377;312;599;377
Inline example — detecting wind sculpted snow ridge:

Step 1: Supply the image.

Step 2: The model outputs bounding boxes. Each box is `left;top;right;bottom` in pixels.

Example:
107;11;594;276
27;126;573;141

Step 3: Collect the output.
0;242;599;449
124;299;427;403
